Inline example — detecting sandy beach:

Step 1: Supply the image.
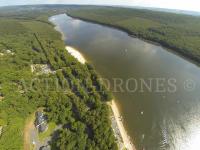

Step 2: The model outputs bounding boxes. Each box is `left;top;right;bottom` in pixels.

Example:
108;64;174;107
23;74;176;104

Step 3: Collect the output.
65;46;86;64
109;100;136;150
65;46;135;150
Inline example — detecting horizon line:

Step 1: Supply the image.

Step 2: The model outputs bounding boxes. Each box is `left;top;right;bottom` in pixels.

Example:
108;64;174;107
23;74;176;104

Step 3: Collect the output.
0;3;200;14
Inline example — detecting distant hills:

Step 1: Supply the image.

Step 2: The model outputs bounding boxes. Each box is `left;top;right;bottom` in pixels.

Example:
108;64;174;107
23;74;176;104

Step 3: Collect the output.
1;4;200;17
140;7;200;16
113;5;200;16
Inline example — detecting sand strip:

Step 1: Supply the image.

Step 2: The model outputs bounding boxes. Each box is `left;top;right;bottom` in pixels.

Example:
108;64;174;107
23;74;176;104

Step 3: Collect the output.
109;100;136;150
65;46;86;64
66;46;135;149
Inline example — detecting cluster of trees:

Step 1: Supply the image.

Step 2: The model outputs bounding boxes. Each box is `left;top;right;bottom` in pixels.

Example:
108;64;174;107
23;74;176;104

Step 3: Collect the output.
1;5;200;150
28;34;116;149
0;6;117;150
67;7;200;64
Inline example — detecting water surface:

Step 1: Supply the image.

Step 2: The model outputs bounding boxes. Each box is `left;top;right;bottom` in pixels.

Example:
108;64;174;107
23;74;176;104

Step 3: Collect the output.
50;14;200;150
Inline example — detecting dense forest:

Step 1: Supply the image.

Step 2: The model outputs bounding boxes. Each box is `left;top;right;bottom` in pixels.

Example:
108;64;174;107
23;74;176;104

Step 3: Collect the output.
66;6;200;64
1;4;199;150
0;6;117;150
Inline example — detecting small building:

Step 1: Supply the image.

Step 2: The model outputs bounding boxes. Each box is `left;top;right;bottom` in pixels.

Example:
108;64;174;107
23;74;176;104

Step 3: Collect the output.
39;123;48;132
35;111;48;132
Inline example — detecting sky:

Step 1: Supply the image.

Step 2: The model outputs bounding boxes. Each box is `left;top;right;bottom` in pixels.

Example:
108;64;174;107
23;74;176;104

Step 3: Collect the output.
0;0;200;12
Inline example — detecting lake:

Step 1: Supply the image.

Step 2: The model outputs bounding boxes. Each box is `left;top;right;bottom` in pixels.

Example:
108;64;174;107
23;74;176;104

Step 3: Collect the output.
50;14;200;150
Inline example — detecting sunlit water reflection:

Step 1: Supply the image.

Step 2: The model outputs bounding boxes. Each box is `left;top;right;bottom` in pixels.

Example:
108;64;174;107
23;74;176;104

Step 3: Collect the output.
50;14;200;150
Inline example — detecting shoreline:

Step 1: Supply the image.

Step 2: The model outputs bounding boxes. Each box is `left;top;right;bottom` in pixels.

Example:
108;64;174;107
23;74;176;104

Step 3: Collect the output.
65;45;136;150
67;13;200;67
108;100;136;150
65;46;86;64
51;16;136;149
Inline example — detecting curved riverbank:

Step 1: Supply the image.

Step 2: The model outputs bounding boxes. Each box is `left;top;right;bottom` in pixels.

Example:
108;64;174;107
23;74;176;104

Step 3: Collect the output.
65;45;136;150
67;13;200;66
109;100;136;150
65;46;86;64
50;13;200;150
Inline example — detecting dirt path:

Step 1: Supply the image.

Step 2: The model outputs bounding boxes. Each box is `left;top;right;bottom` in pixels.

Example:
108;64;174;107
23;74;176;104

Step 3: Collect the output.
24;113;35;150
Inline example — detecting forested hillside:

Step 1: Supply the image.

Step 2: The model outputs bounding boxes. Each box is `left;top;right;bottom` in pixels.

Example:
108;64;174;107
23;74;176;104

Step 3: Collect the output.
1;5;199;150
0;6;117;150
67;7;200;64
